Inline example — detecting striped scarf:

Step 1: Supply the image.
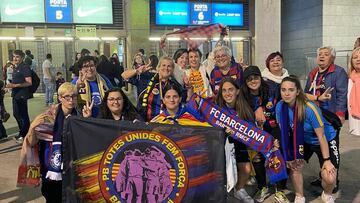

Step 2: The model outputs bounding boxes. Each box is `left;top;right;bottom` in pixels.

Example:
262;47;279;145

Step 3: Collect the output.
187;94;287;183
279;102;304;161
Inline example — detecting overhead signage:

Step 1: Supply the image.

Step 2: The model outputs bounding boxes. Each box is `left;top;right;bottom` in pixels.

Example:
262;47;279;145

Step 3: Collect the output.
155;1;189;25
212;3;243;26
45;0;72;23
0;0;45;23
73;0;113;24
190;3;211;25
155;1;244;27
75;25;96;37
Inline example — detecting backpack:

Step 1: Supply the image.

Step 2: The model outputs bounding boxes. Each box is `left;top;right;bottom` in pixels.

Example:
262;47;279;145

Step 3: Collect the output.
320;107;342;130
29;70;40;98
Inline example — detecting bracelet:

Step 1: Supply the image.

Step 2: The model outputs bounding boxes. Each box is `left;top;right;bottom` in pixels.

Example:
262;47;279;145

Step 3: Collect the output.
323;157;331;161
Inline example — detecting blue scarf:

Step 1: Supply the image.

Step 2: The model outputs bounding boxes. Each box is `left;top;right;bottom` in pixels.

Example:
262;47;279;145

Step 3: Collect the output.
162;105;187;124
187;94;287;183
279;102;304;161
46;105;77;181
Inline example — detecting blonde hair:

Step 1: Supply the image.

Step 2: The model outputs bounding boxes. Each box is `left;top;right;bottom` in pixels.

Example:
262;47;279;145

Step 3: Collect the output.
58;82;77;96
348;47;360;77
156;56;175;71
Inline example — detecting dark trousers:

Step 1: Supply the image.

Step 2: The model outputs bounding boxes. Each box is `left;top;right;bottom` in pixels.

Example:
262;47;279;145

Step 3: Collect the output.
41;180;62;203
12;98;30;137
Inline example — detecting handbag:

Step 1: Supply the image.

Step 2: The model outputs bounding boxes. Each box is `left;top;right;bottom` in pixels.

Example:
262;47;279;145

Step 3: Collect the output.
320;107;342;130
17;143;41;187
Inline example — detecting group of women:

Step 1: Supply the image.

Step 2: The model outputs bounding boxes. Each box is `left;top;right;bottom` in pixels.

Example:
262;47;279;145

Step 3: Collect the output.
27;45;344;203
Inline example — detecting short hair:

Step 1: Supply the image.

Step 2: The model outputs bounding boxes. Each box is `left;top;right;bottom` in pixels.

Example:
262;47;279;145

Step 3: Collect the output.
213;46;232;58
188;48;203;59
46;54;52;59
58;82;77;96
157;56;175;70
138;48;145;55
25;50;31;55
13;50;25;58
94;50;100;55
317;46;336;58
56;71;63;76
78;55;97;69
173;49;188;63
80;48;91;56
265;51;283;69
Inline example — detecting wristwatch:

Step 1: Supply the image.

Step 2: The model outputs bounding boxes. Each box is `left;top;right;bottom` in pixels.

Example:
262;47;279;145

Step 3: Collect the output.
323;157;331;161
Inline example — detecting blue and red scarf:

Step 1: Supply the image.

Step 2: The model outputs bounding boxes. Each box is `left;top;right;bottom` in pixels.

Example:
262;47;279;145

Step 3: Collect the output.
187;94;287;183
279;102;304;161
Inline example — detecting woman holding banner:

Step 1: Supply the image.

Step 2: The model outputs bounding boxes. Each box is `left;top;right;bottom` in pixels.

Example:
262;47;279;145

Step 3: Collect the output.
275;76;337;203
215;77;255;203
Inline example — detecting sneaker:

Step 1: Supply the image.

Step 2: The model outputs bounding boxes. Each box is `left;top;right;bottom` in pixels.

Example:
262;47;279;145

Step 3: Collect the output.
2;112;10;122
294;196;305;203
310;177;322;187
246;176;257;186
274;191;290;203
234;188;254;203
15;136;23;144
254;187;270;202
321;191;335;203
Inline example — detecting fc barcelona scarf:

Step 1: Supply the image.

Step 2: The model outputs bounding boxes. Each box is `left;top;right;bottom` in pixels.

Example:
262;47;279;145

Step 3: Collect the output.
187;94;287;183
279;102;304;161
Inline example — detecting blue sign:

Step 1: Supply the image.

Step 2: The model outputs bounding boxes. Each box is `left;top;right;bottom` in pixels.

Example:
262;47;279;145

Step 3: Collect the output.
155;1;189;25
45;0;72;23
212;3;243;26
190;3;211;25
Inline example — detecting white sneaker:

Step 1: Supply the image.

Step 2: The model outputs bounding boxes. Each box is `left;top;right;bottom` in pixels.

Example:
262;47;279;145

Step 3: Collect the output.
234;188;254;203
254;187;270;202
294;196;305;203
321;191;335;203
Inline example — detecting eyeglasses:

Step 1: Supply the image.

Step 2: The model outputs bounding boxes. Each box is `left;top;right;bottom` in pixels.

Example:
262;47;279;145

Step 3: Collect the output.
215;54;228;60
246;75;261;82
82;64;95;69
62;94;77;101
107;97;123;103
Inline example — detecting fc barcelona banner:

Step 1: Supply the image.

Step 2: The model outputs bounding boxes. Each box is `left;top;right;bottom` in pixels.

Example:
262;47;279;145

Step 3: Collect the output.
62;116;226;203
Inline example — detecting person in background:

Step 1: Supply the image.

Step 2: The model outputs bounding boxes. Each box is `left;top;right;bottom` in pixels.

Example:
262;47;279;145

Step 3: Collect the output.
276;76;337;203
172;49;189;86
42;54;55;106
71;49;91;79
6;50;32;143
69;52;81;80
97;55;117;86
261;51;290;203
109;55;124;88
210;46;243;95
347;47;360;136
304;46;346;192
0;80;8;139
71;55;112;117
353;37;360;49
215;77;255;203
130;53;146;103
55;72;65;103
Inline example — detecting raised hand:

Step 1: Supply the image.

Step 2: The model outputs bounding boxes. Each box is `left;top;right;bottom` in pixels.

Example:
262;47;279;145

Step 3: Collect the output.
319;87;334;101
82;100;94;118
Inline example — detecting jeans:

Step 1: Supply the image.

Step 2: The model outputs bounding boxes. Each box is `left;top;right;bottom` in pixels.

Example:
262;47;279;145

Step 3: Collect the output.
12;98;30;137
44;78;55;105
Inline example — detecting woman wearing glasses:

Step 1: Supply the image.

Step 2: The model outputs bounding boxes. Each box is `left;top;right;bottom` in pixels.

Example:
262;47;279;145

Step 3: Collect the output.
82;87;142;121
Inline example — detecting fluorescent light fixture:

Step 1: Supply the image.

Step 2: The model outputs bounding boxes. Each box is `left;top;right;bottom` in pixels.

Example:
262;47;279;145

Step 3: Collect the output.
167;37;180;41
101;37;118;41
79;37;100;41
48;37;73;41
231;37;245;41
0;37;16;40
19;37;36;40
149;37;161;41
189;37;208;40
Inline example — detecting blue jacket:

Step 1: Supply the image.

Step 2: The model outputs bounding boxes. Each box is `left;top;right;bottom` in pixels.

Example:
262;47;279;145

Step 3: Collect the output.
304;64;348;118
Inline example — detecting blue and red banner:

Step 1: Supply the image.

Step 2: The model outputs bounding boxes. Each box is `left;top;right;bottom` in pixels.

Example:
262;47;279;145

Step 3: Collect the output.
62;117;226;202
186;94;288;183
